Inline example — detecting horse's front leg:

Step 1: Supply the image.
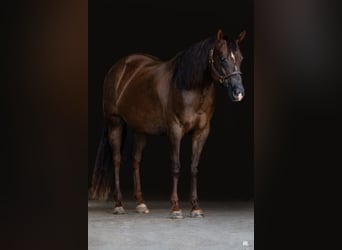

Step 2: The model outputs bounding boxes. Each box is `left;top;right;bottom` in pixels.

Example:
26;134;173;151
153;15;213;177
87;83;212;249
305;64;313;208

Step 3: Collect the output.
190;126;210;218
168;125;184;219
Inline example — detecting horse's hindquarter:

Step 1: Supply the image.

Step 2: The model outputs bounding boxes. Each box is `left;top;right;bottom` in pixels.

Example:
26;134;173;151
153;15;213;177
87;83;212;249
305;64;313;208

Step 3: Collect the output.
104;54;171;134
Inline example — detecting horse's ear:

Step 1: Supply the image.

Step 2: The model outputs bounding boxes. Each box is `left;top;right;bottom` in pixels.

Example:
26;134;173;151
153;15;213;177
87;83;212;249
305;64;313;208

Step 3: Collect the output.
237;30;246;43
216;29;223;41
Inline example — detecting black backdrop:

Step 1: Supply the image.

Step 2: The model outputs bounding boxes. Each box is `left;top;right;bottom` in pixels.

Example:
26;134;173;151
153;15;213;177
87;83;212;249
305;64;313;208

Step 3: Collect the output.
4;1;341;249
89;1;254;201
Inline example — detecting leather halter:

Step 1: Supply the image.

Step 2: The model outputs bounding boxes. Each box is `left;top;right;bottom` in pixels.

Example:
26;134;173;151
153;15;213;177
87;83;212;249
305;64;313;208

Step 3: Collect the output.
209;48;241;84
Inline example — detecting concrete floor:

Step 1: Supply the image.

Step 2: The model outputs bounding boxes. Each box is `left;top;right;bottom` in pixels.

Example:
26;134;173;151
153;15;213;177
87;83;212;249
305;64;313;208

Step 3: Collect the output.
88;200;254;250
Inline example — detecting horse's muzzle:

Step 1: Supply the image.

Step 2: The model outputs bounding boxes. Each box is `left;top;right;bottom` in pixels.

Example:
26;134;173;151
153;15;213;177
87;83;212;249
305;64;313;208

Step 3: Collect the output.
232;89;244;102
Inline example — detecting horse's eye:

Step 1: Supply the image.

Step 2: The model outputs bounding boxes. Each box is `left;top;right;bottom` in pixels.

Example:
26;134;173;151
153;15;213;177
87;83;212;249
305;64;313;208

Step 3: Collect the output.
220;57;226;62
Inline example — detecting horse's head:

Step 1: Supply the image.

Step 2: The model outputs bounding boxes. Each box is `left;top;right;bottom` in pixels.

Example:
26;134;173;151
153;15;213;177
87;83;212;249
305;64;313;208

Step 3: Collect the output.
210;30;246;102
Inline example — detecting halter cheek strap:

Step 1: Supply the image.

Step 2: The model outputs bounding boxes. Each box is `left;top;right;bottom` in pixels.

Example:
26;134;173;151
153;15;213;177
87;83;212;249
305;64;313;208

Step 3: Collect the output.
209;48;241;83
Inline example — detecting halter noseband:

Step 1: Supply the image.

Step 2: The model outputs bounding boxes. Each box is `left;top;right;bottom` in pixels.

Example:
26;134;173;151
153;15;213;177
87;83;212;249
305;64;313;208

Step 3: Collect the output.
209;48;241;84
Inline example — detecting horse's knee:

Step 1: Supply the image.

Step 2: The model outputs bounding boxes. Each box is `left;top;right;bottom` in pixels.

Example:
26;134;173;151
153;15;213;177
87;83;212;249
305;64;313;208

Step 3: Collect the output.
132;156;142;169
191;164;198;177
171;162;180;176
191;169;198;177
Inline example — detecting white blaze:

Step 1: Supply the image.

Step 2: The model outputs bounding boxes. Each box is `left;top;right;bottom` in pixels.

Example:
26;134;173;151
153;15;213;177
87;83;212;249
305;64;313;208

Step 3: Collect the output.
231;51;235;61
231;52;238;71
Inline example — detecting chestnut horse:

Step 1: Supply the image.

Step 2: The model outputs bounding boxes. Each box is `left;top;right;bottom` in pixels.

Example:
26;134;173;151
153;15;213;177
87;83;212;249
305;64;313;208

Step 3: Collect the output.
90;29;246;218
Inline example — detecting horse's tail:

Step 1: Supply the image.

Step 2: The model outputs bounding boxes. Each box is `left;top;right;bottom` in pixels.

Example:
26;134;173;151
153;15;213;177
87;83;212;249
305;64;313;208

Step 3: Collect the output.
89;124;128;200
89;127;113;200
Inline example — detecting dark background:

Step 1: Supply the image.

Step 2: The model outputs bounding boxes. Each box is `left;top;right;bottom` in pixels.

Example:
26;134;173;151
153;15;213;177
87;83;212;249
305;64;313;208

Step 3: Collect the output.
3;0;342;249
88;0;254;201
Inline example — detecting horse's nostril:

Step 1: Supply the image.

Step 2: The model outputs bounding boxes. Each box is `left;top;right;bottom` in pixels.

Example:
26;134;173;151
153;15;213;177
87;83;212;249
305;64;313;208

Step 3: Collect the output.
232;90;244;101
233;90;240;96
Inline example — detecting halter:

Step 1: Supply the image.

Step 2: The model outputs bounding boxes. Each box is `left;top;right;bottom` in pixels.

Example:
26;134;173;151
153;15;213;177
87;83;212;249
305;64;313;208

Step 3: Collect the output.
209;48;241;84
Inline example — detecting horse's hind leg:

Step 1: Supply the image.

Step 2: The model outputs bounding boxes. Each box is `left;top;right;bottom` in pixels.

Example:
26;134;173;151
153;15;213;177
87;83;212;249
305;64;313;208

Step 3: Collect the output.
107;116;125;214
132;133;149;214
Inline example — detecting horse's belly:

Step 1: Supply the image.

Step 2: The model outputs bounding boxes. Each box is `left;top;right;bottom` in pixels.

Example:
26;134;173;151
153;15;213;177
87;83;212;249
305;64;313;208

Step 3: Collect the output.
118;92;166;135
124;113;166;135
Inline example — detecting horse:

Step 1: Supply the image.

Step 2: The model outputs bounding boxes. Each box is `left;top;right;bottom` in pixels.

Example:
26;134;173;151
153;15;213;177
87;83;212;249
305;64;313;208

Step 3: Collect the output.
90;29;246;219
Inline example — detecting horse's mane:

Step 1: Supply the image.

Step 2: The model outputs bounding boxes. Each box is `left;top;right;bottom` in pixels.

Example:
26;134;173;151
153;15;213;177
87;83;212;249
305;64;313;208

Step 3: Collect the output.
172;37;216;90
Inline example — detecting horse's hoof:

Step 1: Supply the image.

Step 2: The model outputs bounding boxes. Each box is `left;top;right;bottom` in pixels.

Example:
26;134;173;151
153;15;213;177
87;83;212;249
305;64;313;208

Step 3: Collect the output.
136;203;149;214
113;206;126;214
170;210;184;219
190;209;204;218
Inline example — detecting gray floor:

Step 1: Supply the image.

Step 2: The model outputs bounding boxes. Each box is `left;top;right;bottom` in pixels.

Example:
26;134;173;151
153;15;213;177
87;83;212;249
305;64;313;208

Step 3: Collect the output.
88;200;254;250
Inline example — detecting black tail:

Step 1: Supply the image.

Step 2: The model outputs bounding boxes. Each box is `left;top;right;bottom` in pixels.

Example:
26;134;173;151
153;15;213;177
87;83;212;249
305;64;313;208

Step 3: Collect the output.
89;127;113;200
89;125;128;200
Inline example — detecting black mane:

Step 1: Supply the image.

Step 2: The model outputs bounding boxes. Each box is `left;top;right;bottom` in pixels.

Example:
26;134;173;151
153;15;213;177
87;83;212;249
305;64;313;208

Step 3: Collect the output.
172;37;216;90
